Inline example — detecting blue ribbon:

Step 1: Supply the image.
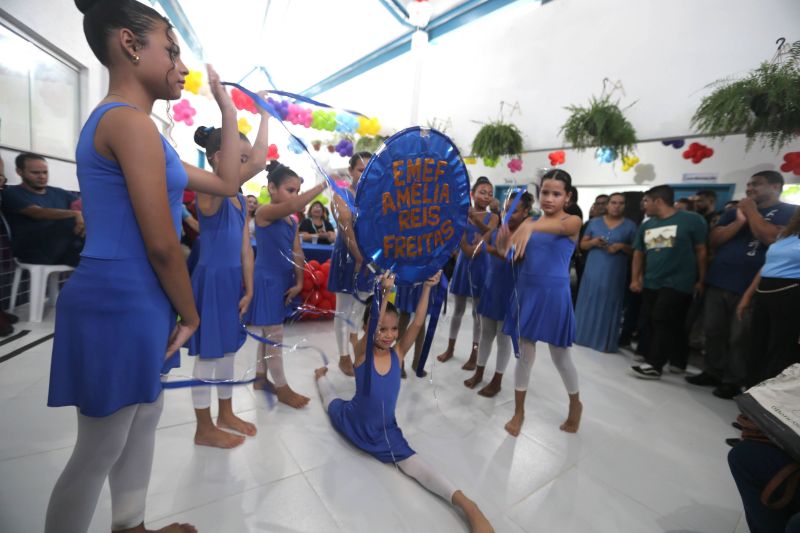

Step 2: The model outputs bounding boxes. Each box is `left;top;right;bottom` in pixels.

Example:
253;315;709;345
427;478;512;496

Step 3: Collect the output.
502;187;525;226
362;283;382;395
415;275;449;377
264;89;366;118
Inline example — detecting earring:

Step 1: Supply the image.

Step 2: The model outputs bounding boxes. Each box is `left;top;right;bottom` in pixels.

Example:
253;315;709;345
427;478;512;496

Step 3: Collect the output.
132;54;140;64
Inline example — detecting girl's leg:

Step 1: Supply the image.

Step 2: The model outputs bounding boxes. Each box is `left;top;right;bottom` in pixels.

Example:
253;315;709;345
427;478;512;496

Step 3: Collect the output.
438;295;467;362
478;326;511;398
334;292;355;376
263;325;310;409
314;367;339;410
462;298;482;370
193;357;244;448
216;353;257;436
465;316;496;388
397;455;492;533
548;345;582;433
506;339;536;437
45;406;138;533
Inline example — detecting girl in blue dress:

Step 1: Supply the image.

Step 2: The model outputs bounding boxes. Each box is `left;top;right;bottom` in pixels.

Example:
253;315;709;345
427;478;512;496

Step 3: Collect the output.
46;3;242;532
315;272;494;533
497;170;583;438
245;161;327;408
575;193;637;353
188;114;270;449
464;191;533;397
437;176;498;370
330;151;373;376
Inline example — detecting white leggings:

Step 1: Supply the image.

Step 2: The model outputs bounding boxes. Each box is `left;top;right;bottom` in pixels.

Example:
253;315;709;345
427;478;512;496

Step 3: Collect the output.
256;325;287;388
448;295;481;345
45;394;164;532
315;375;456;502
192;353;236;409
334;291;369;357
477;317;512;374
514;339;579;394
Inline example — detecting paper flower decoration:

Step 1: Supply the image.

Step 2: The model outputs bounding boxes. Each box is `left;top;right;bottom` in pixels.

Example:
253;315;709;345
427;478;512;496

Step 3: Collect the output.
184;70;203;95
622;155;640;172
267;144;279;160
231;88;257;114
335;139;354;157
172;99;196;126
483;157;498;167
508;157;523;172
682;142;714;164
548;150;566;166
463;157;477;165
780;152;800;176
237;117;252;135
288;137;305;154
661;139;685;149
595;147;617;164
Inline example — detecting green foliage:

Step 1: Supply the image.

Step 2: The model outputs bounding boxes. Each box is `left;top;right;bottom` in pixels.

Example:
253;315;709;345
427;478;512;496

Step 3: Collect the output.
691;52;800;151
355;135;385;153
560;94;637;159
471;122;524;160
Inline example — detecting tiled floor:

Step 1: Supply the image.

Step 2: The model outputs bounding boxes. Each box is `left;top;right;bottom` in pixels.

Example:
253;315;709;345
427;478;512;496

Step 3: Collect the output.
0;301;749;532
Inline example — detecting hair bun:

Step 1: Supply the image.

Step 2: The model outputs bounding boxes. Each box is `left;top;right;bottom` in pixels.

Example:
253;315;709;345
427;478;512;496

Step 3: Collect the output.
266;160;283;174
75;0;103;14
194;126;214;148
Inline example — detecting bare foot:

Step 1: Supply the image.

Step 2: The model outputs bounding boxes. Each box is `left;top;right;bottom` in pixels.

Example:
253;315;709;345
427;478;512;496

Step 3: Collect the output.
559;401;583;433
437;350;454;363
194;426;245;448
478;374;502;397
465;503;494;533
115;521;198;533
253;375;275;392
218;413;257;437
275;384;310;408
464;367;484;389
461;345;478;370
504;412;524;437
314;366;328;380
338;355;354;377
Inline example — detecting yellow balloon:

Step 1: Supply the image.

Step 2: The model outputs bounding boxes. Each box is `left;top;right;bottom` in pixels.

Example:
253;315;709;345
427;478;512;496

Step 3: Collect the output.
622;155;640;172
238;117;252;136
313;193;330;206
184;70;203;95
464;157;477;165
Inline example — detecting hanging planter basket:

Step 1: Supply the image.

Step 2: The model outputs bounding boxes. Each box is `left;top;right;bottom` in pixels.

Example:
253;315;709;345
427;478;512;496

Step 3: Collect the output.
691;39;800;151
560;86;637;161
471;122;523;161
355;135;385;154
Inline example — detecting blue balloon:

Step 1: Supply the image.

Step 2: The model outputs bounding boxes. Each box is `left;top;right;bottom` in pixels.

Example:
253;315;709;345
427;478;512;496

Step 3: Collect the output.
354;127;470;284
595;146;617;164
288;137;304;154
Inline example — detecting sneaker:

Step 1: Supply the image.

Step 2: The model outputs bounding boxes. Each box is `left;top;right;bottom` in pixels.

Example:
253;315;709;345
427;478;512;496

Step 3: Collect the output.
685;372;721;386
713;383;743;400
632;353;646;362
666;364;685;375
630;364;662;379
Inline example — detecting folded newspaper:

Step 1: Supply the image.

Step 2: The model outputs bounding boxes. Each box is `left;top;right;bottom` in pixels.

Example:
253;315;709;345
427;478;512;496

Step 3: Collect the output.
736;363;800;462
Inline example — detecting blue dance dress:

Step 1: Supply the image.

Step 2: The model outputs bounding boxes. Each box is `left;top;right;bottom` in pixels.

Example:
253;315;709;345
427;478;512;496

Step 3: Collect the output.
477;230;516;322
449;212;491;297
328;188;373;294
48;103;187;417
575;217;637;352
327;349;415;463
186;195;247;358
503;232;576;347
244;217;297;326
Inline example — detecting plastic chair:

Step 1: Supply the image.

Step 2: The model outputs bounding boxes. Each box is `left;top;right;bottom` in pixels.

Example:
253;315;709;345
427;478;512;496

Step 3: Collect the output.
9;260;73;322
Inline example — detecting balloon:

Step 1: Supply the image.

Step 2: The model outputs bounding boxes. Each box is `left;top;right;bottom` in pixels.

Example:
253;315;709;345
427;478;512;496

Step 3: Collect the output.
594;147;617;164
231;88;258;114
682;142;714;164
622;155;640;172
335;179;350;189
780;152;800;176
336;112;359;133
313;193;330;206
267;144;279;160
259;186;271;205
463;157;477;165
184;70;203;95
172;99;196;126
288;137;305;154
312;110;337;131
354;126;471;284
507;157;523;173
335;139;354;157
267;97;289;120
357;116;381;136
483;157;498;167
548;150;566;166
237;117;252;135
662;139;685;149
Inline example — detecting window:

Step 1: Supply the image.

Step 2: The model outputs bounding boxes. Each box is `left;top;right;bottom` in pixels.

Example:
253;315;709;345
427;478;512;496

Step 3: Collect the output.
0;22;80;160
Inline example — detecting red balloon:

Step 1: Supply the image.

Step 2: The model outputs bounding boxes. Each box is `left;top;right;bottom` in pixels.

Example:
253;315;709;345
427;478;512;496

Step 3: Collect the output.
319;299;333;311
308;290;321;306
308;260;321;270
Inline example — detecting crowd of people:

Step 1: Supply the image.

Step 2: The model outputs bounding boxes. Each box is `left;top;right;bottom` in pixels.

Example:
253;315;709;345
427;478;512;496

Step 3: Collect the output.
0;1;796;532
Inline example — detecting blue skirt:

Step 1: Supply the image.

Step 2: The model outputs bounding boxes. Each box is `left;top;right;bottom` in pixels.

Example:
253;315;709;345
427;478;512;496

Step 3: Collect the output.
477;273;515;322
395;284;422;314
327;399;415;463
449;250;489;298
48;257;177;417
503;273;575;347
244;268;294;326
187;264;246;358
328;253;374;294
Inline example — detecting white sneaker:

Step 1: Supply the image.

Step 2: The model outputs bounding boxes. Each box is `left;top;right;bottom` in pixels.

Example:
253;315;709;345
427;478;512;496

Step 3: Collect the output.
633;354;645;362
666;364;686;375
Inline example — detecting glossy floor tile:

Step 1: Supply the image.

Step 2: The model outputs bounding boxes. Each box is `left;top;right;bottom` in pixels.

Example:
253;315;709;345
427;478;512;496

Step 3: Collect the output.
0;300;748;532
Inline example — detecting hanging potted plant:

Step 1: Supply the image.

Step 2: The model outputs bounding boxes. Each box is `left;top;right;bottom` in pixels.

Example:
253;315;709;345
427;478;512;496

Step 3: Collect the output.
470;121;523;163
355;135;385;153
691;39;800;150
560;81;637;161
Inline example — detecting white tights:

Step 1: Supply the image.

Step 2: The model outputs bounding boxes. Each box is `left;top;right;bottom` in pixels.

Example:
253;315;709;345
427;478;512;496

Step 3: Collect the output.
315;375;456;503
477;318;512;374
448;295;481;345
45;394;164;532
191;353;236;409
256;325;287;388
334;291;369;357
514;339;579;394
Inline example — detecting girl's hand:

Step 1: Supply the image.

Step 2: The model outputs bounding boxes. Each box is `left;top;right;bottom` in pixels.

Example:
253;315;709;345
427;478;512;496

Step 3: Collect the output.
736;296;752;321
165;319;198;358
238;293;253;319
380;272;396;291
207;64;234;112
284;284;303;306
256;90;272;118
424;271;442;288
509;219;534;261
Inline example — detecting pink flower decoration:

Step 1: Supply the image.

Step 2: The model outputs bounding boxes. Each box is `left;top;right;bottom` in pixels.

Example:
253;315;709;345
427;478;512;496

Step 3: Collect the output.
173;99;196;126
507;157;523;173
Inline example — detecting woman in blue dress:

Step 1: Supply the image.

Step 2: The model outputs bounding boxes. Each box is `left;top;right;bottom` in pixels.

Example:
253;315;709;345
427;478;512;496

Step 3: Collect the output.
575;193;637;353
464;190;533;397
46;3;242;532
187;113;269;449
437;176;498;370
315;272;494;533
329;151;373;376
498;170;583;438
245;161;326;408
